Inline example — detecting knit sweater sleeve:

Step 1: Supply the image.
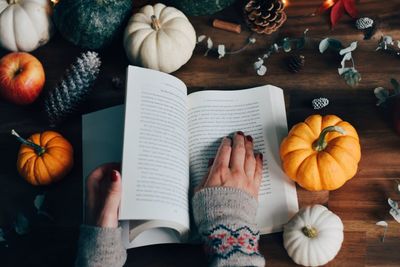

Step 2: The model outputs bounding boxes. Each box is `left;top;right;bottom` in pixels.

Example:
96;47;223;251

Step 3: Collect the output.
75;225;127;267
192;187;265;267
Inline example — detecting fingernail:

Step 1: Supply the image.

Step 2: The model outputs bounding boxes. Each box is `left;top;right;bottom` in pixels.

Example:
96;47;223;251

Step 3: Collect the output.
223;136;232;144
111;170;119;182
236;131;244;136
246;135;253;142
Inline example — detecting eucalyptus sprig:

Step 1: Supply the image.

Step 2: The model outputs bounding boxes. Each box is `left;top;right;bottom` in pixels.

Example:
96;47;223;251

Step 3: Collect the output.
254;29;309;76
197;35;256;59
376;35;400;58
319;38;361;88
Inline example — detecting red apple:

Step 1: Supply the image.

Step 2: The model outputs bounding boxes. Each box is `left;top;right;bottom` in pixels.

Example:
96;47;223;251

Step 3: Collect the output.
0;52;45;105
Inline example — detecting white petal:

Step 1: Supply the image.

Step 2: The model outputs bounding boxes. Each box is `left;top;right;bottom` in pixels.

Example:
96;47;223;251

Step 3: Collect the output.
197;35;206;43
257;65;267;76
206;37;213;49
319;38;330;53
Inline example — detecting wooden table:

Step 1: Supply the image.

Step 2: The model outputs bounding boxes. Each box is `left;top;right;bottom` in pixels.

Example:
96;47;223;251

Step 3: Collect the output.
1;0;399;266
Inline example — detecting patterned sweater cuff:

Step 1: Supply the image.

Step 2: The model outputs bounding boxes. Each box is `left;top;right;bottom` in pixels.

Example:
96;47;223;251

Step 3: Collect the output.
75;225;127;267
192;187;265;267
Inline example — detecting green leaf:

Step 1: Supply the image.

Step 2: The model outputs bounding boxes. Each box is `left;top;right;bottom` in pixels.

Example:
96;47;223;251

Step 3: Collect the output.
390;78;400;94
282;38;292;52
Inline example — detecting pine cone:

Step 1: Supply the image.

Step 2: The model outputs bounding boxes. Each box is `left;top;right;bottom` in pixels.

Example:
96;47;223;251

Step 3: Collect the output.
312;97;329;110
44;51;101;126
287;53;305;73
244;0;287;34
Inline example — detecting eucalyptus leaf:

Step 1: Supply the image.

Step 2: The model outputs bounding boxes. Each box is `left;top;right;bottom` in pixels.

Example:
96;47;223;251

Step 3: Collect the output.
14;213;29;235
374;87;389;105
338;52;353;75
197;35;206;43
282;38;292;52
0;228;5;242
388;198;398;210
217;44;226;59
319;38;330;53
341;69;361;88
257;65;267;76
376;221;388;227
390;208;400;223
206;37;213;49
34;194;45;212
254;58;264;70
339;41;358;55
390;78;400;94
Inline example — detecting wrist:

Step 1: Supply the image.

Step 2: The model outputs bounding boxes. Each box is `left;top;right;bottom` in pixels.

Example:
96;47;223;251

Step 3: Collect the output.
96;212;119;228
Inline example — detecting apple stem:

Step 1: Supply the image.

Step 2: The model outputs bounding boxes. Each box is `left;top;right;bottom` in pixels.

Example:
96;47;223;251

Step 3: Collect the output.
11;129;45;156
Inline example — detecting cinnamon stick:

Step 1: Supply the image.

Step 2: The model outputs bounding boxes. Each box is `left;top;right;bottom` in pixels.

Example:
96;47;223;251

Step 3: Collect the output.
212;19;241;34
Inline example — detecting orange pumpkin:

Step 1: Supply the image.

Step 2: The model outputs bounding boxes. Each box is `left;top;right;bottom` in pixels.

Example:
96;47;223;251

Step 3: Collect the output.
12;130;74;185
280;115;361;191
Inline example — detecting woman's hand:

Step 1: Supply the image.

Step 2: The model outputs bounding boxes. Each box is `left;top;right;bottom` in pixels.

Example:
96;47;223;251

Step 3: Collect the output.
196;131;263;198
86;163;122;228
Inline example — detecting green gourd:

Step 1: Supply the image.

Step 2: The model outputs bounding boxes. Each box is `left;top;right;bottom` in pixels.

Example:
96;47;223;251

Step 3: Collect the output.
53;0;133;50
169;0;237;16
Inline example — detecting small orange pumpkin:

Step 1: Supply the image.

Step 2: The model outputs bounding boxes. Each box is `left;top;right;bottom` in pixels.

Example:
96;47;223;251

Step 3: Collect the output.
12;130;74;185
280;115;361;191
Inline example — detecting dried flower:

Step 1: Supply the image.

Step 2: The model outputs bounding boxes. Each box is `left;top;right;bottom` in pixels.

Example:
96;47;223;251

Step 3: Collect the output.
376;35;400;58
388;198;400;223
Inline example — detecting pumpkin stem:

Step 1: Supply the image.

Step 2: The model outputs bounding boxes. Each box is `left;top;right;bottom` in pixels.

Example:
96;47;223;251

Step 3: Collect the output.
11;129;45;156
151;15;161;30
312;125;346;151
302;225;318;238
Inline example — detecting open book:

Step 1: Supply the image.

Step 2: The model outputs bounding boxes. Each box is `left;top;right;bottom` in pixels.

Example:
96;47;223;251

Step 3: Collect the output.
82;66;298;249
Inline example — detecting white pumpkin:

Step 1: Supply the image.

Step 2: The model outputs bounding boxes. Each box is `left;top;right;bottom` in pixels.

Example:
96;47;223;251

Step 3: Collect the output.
123;3;196;74
283;205;344;267
0;0;53;52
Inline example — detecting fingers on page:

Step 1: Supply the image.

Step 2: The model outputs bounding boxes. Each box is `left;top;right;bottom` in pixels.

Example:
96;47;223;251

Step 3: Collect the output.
244;135;256;178
230;131;246;171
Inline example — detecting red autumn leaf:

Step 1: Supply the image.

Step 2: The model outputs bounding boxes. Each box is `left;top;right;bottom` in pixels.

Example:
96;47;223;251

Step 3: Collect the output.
330;0;345;28
343;0;358;18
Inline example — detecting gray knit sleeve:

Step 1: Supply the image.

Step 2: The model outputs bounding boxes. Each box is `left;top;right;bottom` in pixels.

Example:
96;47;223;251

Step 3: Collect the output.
75;225;127;267
192;187;265;267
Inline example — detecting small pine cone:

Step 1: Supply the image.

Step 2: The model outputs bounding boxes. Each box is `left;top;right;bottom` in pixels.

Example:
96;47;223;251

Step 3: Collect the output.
312;97;329;110
355;17;374;30
44;51;101;126
244;0;287;34
287;53;305;73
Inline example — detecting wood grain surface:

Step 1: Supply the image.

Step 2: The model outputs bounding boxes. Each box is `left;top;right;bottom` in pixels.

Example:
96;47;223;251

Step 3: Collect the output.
0;0;399;266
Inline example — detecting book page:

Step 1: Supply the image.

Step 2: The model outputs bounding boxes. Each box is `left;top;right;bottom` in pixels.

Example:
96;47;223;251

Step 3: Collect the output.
120;66;190;232
188;86;298;233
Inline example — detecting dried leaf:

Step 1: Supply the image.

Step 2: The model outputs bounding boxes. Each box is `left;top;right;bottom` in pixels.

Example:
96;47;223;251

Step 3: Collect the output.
217;44;226;59
339;41;358;55
206;37;213;49
343;0;358;18
374;87;389;105
330;0;345;28
389;208;400;223
339;52;353;73
248;37;256;44
257;65;267;76
197;35;206;43
0;228;5;242
14;213;29;235
388;198;398;210
376;221;388;227
254;58;264;70
34;194;45;212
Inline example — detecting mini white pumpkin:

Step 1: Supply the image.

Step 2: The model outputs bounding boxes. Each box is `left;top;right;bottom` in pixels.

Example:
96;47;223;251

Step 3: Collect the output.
283;205;344;267
123;3;196;74
0;0;53;52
